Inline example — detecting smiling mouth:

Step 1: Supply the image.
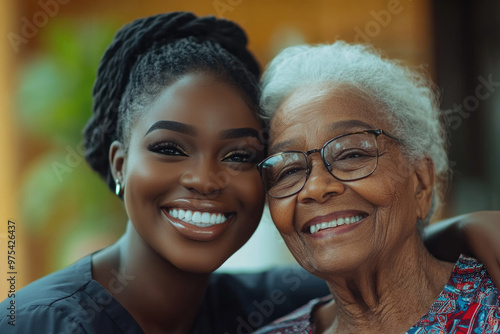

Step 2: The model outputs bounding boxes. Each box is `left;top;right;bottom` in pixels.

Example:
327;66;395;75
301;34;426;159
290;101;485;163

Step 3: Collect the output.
307;214;367;235
165;209;231;227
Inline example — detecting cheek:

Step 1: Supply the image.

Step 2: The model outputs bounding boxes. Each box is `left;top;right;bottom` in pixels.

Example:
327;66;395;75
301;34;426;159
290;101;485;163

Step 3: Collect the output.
268;197;296;235
353;156;414;206
268;197;316;271
349;159;418;233
229;169;266;221
234;169;265;201
123;156;179;219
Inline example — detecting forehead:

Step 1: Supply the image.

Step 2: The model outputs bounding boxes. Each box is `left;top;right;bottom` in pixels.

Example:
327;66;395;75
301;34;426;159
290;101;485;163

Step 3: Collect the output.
136;73;261;133
270;84;390;146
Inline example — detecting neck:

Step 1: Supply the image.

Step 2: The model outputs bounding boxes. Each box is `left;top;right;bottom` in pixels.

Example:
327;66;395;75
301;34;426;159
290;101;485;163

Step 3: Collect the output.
93;221;210;334
316;234;454;334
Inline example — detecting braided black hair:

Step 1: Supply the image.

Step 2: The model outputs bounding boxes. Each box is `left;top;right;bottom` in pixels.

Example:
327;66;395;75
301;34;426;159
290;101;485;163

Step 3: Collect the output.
83;12;262;193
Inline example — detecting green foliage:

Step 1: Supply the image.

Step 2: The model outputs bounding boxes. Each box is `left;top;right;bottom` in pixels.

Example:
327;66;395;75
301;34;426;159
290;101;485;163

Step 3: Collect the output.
17;19;127;270
17;19;117;146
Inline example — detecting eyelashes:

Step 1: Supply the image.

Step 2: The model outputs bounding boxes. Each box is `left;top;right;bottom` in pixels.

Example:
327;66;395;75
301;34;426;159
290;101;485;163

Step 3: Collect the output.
147;141;262;164
222;149;260;164
147;142;187;156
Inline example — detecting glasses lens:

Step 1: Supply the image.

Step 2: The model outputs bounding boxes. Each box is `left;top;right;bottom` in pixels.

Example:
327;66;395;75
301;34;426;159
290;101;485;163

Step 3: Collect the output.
260;153;308;198
323;133;378;180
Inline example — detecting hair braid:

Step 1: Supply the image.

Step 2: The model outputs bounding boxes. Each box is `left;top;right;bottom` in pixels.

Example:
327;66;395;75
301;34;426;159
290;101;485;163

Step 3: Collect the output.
83;12;261;192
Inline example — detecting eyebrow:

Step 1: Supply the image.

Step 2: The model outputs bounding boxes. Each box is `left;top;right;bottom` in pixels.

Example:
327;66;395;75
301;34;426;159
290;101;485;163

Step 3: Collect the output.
327;119;376;133
269;139;299;156
144;121;261;142
269;119;376;155
144;121;198;137
220;128;261;141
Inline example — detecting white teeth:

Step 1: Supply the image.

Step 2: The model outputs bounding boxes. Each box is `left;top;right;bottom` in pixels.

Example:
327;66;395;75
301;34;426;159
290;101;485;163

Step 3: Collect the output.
192;211;201;223
308;215;365;235
201;212;211;224
167;209;228;227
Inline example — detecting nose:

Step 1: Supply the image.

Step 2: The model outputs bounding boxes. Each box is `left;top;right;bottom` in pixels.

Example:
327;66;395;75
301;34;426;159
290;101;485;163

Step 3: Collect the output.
297;155;345;204
179;158;228;196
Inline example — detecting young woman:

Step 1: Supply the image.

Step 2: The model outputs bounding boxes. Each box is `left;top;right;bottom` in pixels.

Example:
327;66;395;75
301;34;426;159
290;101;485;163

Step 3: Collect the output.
1;12;499;334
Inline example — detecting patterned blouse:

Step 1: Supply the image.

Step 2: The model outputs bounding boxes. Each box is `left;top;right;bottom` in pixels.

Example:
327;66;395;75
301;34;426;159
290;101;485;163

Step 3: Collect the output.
254;255;500;333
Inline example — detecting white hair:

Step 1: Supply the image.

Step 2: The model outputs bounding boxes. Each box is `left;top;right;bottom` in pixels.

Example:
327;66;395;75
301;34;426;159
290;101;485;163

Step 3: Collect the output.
260;41;449;227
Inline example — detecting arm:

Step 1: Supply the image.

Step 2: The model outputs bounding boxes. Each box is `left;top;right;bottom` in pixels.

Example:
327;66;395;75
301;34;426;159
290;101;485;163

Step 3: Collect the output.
423;211;500;287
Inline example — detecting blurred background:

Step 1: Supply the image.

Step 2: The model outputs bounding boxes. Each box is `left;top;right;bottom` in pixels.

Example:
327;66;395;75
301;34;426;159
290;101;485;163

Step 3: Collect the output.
1;0;499;296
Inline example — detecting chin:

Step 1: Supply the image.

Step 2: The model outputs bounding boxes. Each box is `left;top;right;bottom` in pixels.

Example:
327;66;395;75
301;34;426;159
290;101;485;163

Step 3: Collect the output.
298;249;366;278
170;254;226;274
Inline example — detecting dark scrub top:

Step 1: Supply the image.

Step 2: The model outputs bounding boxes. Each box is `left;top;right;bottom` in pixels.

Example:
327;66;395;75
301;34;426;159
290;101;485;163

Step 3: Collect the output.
0;255;328;333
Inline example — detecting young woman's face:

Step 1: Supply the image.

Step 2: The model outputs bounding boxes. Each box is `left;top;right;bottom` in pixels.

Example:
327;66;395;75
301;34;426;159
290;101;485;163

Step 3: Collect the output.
115;73;266;273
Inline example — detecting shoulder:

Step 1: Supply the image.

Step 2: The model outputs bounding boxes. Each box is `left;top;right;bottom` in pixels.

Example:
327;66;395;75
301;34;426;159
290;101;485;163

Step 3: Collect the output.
253;296;331;334
449;255;499;299
5;256;93;307
0;303;90;334
412;255;500;333
0;256;94;333
448;255;500;313
194;267;328;333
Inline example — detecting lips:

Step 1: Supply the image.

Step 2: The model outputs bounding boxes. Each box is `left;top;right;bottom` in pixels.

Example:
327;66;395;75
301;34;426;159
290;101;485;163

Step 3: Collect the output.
161;199;235;242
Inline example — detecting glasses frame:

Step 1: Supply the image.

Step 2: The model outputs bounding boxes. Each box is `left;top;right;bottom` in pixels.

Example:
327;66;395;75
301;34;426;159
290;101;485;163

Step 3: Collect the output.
257;129;401;198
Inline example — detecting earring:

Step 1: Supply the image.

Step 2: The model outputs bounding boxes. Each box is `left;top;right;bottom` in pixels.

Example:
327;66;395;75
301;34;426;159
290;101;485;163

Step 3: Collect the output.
115;179;123;196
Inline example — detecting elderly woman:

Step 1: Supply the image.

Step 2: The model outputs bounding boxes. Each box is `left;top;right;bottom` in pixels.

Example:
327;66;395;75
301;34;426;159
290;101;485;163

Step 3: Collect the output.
255;42;500;333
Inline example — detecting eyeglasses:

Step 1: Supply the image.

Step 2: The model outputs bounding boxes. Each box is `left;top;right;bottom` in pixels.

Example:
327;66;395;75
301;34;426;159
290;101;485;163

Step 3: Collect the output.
257;129;400;198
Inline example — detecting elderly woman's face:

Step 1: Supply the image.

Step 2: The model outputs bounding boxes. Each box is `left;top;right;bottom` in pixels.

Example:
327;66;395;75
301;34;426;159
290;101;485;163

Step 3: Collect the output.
267;84;434;278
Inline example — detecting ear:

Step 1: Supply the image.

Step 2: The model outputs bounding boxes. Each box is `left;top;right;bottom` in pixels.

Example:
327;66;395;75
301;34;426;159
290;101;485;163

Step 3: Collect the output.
109;140;127;184
413;156;435;220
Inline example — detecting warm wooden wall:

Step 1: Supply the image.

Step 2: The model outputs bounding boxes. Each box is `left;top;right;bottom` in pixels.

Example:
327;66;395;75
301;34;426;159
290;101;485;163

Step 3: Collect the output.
16;0;434;66
5;0;434;291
